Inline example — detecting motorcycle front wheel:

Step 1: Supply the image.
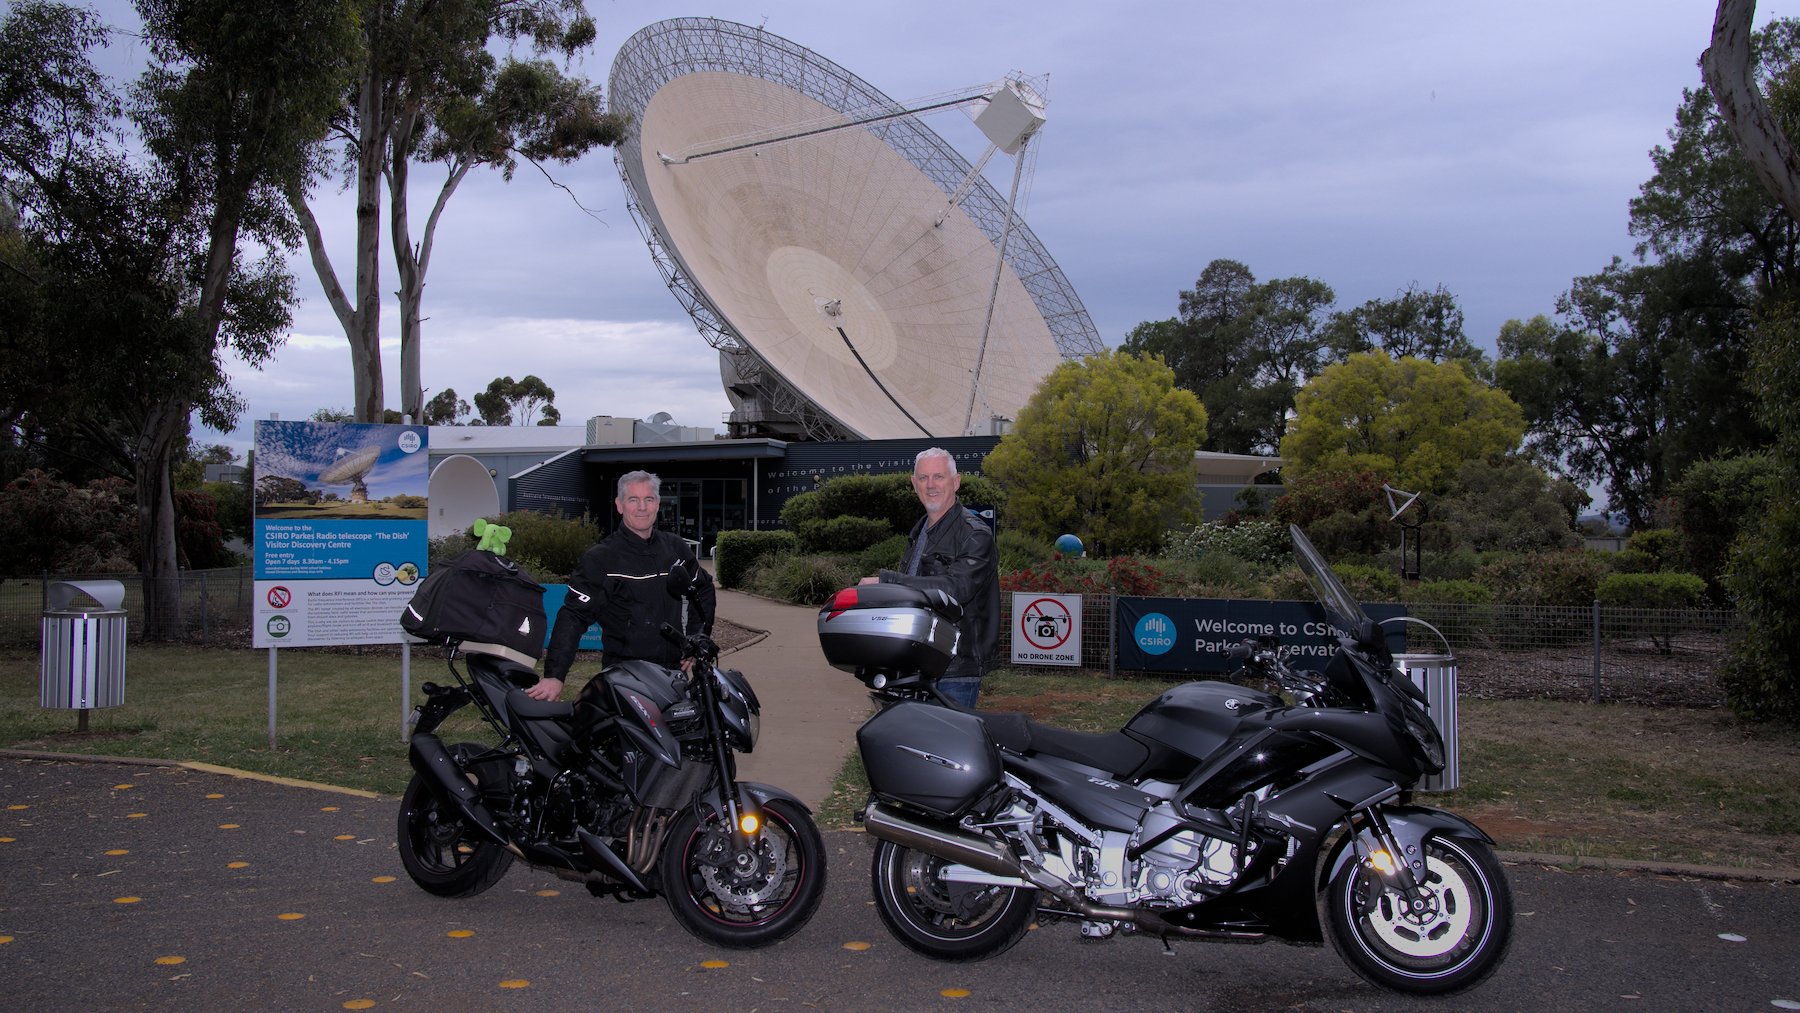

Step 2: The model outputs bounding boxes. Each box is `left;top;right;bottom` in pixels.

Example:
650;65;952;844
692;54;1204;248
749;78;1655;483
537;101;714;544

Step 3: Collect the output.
396;743;514;898
871;839;1037;961
1325;833;1513;994
659;796;827;948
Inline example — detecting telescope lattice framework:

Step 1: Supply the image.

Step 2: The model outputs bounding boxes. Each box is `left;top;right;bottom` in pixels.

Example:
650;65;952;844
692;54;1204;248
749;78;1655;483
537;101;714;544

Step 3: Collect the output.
608;17;1104;440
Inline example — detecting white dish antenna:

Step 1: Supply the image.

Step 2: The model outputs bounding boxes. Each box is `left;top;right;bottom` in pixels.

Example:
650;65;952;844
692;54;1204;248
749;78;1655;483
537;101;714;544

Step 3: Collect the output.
608;18;1102;440
318;446;380;502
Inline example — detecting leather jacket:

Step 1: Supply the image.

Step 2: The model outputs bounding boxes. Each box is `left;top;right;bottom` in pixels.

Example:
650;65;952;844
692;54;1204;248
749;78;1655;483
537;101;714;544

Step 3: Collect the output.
543;528;713;681
877;499;999;680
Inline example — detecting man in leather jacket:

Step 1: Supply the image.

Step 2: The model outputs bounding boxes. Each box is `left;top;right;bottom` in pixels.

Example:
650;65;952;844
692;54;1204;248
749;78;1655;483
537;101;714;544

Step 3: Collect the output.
527;470;714;700
860;447;999;707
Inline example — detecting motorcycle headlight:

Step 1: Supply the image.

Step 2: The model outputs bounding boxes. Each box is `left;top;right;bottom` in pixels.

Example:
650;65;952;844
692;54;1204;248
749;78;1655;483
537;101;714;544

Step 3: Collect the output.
1404;705;1446;772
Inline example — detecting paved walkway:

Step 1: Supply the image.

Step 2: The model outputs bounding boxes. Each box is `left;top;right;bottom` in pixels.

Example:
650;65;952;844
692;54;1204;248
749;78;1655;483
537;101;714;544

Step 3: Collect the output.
713;588;872;810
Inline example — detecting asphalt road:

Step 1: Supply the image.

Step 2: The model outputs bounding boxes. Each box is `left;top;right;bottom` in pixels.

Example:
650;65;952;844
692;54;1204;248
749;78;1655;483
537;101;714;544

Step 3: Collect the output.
3;755;1798;1012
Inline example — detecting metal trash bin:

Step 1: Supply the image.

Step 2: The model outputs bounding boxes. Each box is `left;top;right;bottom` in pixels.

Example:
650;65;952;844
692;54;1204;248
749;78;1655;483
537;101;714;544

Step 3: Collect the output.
41;580;128;728
1382;616;1459;792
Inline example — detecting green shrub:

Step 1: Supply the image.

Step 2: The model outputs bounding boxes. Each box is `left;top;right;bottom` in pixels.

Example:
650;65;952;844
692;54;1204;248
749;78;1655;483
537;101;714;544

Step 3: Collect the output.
856;534;908;574
747;553;856;605
1609;548;1659;574
1625;528;1683;570
1473;549;1614;606
796;514;892;553
1596;572;1708;610
486;510;597;581
1673;452;1777;595
781;470;1007;538
715;530;798;589
1162;552;1260;597
1331;563;1402;602
1408;579;1495;605
997;529;1054;572
1162;519;1289;568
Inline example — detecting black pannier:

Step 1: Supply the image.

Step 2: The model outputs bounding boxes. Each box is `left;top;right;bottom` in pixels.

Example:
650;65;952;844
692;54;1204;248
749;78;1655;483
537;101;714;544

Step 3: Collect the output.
400;550;547;666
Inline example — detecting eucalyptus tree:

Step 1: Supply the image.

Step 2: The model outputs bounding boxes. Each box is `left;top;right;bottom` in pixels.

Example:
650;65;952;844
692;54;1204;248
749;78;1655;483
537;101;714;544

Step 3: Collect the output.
289;0;629;423
0;0;353;634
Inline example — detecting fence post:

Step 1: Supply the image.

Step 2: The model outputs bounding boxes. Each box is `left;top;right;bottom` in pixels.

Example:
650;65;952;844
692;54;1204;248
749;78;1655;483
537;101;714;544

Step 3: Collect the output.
1591;599;1602;704
199;571;209;645
1107;587;1116;679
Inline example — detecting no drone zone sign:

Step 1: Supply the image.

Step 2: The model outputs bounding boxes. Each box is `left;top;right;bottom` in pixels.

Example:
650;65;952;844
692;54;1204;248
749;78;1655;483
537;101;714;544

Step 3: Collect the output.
1010;593;1082;667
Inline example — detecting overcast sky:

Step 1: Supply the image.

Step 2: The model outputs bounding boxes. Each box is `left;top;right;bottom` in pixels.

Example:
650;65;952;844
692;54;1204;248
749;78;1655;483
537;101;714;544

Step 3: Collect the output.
83;1;1800;461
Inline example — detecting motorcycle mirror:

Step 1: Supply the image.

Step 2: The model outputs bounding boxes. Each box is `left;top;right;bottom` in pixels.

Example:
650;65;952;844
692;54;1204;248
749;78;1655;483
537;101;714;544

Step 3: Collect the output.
666;557;700;600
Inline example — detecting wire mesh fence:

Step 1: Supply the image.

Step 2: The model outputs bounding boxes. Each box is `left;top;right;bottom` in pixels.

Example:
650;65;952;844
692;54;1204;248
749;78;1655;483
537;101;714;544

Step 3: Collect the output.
1;572;1748;706
0;568;257;648
998;593;1745;707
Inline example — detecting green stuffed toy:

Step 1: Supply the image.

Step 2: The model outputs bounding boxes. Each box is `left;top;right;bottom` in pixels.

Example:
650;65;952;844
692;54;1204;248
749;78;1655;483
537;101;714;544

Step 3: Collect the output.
471;517;513;556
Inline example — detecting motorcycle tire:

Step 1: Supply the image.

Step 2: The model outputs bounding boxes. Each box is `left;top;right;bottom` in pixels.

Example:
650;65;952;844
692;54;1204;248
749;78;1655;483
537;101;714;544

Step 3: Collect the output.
659;796;827;948
871;839;1037;962
396;743;514;898
1324;832;1513;995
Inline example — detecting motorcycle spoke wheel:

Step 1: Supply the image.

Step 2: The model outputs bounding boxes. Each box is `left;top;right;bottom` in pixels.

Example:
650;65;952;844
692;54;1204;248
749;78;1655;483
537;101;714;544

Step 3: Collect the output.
870;840;1036;962
395;750;513;899
1326;834;1513;995
659;797;826;949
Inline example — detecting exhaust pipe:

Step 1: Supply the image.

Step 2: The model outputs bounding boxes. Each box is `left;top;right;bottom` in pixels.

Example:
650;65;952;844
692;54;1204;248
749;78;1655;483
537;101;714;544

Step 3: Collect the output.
862;802;1266;940
407;732;507;846
863;801;1021;879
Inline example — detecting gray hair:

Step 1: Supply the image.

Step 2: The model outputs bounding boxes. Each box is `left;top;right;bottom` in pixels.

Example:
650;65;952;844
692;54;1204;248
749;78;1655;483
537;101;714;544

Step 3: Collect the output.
616;470;662;499
914;447;957;476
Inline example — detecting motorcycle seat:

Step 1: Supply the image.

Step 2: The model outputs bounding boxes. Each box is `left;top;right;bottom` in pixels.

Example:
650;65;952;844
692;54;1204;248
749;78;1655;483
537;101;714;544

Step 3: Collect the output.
979;710;1149;779
507;689;574;720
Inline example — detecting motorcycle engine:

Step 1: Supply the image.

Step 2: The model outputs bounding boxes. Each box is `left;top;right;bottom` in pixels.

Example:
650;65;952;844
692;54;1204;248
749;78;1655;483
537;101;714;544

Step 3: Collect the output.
1127;803;1242;904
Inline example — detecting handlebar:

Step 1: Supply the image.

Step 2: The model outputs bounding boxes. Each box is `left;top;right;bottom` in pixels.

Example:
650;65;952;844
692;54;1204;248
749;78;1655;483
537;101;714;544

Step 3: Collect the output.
1231;636;1326;704
660;622;719;666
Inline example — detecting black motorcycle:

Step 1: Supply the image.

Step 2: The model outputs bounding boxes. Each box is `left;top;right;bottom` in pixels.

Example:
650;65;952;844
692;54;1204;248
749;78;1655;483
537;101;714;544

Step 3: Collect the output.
819;525;1512;995
400;558;826;948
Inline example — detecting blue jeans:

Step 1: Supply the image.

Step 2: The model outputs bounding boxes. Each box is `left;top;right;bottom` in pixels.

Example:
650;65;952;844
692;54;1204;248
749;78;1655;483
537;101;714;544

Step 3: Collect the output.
937;676;982;709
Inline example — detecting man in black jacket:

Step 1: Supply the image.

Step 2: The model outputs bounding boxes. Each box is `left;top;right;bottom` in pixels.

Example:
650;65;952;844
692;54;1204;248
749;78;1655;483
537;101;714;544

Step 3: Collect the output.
526;470;714;701
861;447;999;707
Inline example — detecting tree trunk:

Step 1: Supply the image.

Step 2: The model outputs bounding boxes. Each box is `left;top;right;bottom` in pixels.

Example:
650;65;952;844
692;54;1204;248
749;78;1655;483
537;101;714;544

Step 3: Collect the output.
134;396;187;641
1704;0;1800;227
350;67;386;423
389;108;471;424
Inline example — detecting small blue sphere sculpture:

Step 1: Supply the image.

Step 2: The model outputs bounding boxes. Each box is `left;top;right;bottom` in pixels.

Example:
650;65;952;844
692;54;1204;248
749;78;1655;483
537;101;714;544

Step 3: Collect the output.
1055;533;1084;557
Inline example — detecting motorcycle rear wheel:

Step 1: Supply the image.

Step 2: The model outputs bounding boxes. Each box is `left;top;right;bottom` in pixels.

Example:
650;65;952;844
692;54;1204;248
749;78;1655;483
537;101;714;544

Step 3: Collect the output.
396;744;514;898
871;839;1037;961
660;796;826;948
1325;833;1513;995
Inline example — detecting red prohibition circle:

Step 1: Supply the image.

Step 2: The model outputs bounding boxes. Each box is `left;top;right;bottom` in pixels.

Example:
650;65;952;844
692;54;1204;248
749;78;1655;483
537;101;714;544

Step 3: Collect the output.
1019;597;1073;649
267;586;292;609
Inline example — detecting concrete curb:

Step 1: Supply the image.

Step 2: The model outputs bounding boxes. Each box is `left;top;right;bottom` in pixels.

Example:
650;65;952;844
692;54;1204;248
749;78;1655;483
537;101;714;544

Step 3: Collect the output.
0;747;382;799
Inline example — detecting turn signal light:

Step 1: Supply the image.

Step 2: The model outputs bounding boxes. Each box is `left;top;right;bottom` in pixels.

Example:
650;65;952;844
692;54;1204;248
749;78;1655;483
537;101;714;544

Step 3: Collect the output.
739;812;761;835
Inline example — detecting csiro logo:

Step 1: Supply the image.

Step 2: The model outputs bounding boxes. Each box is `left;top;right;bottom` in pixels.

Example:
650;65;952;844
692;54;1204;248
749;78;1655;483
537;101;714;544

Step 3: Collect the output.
1134;613;1175;655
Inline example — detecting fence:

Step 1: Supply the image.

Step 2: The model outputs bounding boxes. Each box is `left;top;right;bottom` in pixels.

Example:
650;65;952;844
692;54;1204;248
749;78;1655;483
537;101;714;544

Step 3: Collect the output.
0;573;1748;705
0;568;256;648
998;594;1745;707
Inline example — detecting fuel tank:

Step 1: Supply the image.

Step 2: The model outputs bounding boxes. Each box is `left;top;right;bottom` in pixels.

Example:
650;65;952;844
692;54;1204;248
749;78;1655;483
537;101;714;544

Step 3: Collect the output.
857;701;1002;819
1124;681;1281;771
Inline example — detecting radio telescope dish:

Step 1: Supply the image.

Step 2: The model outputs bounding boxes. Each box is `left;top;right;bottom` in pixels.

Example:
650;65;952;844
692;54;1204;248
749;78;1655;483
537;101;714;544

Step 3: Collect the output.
609;17;1103;440
318;446;380;503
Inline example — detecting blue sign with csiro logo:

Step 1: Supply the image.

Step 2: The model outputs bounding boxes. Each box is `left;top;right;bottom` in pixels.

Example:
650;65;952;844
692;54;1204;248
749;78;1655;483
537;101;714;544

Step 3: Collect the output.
1116;597;1406;673
1133;612;1178;656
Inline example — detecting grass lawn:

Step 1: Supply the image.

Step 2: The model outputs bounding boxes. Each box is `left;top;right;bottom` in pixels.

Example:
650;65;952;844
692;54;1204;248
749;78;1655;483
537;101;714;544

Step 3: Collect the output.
4;647;1798;872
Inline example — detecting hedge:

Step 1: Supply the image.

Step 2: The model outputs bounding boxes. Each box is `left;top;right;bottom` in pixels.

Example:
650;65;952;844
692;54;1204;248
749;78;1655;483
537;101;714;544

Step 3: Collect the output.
715;529;798;588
